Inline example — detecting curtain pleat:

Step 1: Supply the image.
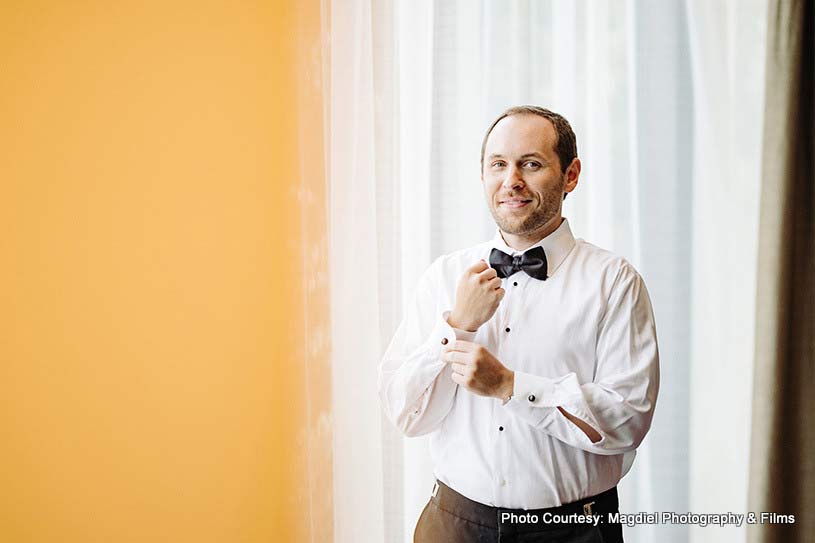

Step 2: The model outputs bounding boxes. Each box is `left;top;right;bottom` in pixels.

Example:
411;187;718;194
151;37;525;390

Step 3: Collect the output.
748;1;815;541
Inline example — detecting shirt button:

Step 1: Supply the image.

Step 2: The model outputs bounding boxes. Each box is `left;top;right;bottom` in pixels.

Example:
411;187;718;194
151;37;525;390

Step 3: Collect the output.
528;394;536;402
505;327;510;333
498;426;504;431
513;281;518;286
441;338;448;345
500;479;507;487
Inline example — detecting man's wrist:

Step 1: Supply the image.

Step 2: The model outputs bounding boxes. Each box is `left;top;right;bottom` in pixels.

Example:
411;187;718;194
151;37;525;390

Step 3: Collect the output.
498;370;515;402
447;311;478;332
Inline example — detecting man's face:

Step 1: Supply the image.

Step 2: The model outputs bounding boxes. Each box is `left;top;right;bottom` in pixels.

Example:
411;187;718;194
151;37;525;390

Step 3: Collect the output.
481;114;569;237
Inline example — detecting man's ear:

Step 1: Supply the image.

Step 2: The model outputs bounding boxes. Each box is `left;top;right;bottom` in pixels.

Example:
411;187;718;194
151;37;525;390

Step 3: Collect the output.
564;157;581;194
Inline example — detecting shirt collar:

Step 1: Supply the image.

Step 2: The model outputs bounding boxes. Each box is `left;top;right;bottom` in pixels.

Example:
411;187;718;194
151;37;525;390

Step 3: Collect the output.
490;218;577;277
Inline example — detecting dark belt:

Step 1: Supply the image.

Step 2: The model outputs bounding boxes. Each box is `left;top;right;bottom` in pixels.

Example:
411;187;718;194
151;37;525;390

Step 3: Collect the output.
431;479;620;534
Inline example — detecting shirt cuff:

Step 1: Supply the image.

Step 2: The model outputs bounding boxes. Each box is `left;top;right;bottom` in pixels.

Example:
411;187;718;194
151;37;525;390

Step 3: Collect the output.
422;312;459;361
500;370;560;426
441;310;478;341
511;370;559;406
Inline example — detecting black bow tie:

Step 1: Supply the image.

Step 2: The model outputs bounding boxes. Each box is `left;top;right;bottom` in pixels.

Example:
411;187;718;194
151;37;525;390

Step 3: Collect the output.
489;246;548;280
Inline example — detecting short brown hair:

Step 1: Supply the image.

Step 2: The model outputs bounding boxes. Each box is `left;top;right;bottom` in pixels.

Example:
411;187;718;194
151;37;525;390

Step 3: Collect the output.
480;105;578;174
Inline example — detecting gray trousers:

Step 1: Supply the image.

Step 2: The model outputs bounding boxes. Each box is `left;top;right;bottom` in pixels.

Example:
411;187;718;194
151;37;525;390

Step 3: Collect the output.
414;480;624;543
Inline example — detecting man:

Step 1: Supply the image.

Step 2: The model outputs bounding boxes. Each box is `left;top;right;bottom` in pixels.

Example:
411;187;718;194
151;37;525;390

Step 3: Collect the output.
378;105;659;543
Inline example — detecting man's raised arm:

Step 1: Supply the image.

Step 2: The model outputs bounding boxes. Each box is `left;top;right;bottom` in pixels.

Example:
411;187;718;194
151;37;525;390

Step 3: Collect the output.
379;258;506;437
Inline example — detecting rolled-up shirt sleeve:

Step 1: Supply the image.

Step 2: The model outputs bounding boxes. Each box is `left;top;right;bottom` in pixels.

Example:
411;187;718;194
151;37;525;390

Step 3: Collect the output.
503;264;660;455
378;259;469;437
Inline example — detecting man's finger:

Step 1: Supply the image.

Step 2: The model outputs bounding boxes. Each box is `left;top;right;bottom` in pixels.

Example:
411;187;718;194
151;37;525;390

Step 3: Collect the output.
478;267;498;281
451;371;469;387
447;340;478;352
468;260;489;274
442;350;470;364
451;362;467;375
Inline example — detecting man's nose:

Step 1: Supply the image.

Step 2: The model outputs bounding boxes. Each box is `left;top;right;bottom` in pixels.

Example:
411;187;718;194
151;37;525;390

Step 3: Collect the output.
501;165;525;190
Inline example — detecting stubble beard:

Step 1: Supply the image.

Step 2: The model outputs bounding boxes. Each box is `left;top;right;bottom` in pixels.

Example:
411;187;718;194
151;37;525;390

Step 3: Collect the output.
489;176;565;236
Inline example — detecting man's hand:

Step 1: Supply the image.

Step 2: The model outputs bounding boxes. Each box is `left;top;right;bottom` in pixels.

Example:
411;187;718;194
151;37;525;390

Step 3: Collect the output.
443;341;514;400
447;260;504;332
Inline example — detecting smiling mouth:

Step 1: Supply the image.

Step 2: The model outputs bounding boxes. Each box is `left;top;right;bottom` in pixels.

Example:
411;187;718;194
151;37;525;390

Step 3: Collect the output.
500;199;532;208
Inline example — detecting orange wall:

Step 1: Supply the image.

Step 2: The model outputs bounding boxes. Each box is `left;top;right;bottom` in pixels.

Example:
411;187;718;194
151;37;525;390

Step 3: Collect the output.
0;1;331;541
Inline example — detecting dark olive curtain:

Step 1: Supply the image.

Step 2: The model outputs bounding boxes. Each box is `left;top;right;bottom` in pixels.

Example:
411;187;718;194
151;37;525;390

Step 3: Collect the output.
748;0;814;541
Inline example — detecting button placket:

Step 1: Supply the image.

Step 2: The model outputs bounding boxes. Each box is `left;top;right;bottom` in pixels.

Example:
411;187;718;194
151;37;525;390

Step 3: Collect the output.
500;277;514;338
503;303;514;336
492;401;508;501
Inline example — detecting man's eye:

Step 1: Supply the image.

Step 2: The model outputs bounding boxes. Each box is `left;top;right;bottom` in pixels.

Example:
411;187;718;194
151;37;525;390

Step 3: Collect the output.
491;161;506;168
523;161;541;168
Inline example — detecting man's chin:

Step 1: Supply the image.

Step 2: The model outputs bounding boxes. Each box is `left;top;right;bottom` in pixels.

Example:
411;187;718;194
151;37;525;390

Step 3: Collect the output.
497;214;535;232
495;216;556;237
496;222;530;236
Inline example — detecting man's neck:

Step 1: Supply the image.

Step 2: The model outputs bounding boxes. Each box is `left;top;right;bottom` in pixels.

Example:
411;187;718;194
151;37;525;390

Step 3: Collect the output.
500;215;563;251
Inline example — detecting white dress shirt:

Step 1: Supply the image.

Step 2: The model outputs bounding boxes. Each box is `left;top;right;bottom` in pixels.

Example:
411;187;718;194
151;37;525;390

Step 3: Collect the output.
378;218;660;509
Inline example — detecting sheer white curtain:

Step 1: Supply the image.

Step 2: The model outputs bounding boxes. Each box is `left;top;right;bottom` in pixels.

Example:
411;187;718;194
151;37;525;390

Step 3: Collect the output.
685;1;767;542
329;1;766;542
